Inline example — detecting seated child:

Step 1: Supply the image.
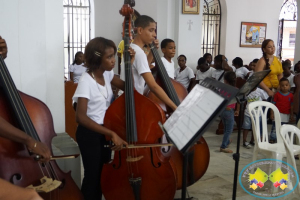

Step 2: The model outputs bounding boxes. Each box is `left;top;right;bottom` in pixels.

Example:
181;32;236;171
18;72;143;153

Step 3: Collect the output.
203;53;213;67
212;55;234;83
195;57;215;84
269;78;294;143
174;54;195;90
242;87;268;148
233;57;250;79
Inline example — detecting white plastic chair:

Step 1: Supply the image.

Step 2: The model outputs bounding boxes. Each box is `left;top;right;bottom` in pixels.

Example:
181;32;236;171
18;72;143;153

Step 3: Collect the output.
280;124;300;194
248;101;285;162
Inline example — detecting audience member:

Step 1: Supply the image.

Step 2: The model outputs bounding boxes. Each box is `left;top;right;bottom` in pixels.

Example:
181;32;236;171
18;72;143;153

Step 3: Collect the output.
174;54;195;90
194;57;215;85
69;51;86;83
203;53;213;67
282;61;295;92
212;55;233;83
233;57;250;79
255;39;283;98
269;78;294;143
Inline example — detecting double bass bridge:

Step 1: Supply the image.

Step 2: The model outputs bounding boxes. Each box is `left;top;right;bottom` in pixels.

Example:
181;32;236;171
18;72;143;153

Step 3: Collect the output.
26;176;62;193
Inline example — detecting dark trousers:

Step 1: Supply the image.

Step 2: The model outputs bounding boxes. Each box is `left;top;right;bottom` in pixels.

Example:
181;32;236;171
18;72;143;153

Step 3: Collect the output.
76;125;108;200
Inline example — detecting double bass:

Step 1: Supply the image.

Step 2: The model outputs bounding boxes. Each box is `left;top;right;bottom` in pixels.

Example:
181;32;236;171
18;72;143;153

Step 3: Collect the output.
144;43;210;188
0;55;83;199
101;2;177;200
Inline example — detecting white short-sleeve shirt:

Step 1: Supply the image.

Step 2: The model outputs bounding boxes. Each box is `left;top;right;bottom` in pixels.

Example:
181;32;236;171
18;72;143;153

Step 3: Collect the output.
174;66;195;89
130;43;151;94
69;63;87;83
212;69;225;83
236;67;249;79
286;73;295;88
161;57;175;79
244;88;269;117
196;67;215;84
72;71;114;125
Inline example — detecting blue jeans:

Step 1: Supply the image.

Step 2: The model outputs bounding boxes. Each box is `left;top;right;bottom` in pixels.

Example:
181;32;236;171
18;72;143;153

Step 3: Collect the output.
270;121;288;141
220;108;235;149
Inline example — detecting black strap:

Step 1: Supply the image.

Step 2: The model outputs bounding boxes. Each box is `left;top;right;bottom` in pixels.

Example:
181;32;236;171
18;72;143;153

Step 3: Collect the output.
218;71;225;81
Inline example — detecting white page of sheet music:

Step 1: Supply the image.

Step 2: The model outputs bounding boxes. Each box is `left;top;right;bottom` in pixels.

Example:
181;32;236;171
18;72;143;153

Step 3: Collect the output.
163;84;224;150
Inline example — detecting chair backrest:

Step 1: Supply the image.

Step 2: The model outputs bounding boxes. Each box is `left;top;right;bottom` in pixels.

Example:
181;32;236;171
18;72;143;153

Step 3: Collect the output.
248;101;283;148
280;124;300;151
65;81;78;141
280;124;299;191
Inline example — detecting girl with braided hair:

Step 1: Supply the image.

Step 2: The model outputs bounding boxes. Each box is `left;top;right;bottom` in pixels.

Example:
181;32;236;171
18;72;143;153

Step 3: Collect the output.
255;39;283;98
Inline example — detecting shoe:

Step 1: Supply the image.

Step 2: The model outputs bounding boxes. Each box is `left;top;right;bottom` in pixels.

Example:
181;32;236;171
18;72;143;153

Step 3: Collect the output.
220;148;233;153
295;155;299;160
243;142;251;149
250;141;255;146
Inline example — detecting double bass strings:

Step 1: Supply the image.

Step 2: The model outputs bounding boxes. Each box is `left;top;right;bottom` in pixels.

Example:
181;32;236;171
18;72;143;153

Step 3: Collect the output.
150;43;180;106
0;56;60;192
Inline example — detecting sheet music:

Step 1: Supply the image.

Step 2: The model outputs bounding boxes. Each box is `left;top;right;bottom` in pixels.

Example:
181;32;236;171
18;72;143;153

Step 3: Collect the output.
163;85;224;150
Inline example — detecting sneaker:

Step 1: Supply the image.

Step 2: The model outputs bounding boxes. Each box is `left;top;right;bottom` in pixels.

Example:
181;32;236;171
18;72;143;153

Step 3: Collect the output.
249;141;255;146
243;142;252;149
220;148;233;153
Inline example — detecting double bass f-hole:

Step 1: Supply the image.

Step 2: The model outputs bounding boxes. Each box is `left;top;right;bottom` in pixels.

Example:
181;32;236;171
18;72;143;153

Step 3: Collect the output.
149;148;161;168
0;54;83;199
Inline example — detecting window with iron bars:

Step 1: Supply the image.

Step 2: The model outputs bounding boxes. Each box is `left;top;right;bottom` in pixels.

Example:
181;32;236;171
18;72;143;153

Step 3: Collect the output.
63;0;90;79
202;0;221;59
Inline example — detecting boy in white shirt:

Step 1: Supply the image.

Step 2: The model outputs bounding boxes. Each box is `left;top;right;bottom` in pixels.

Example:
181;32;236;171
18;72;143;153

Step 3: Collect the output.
233;57;250;79
160;38;176;79
212;54;233;83
195;57;215;84
131;15;177;110
174;55;195;90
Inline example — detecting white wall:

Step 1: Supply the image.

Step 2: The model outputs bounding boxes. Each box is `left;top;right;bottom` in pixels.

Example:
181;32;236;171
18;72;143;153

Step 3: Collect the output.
222;0;282;65
0;0;65;133
94;0;203;73
175;0;204;72
294;1;300;63
94;0;284;72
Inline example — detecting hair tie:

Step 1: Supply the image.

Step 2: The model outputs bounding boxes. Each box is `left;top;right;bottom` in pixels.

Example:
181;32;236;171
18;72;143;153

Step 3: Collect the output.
95;51;102;57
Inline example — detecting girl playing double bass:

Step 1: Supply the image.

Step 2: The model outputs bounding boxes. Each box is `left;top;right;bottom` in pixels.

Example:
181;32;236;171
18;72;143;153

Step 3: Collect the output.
73;37;133;200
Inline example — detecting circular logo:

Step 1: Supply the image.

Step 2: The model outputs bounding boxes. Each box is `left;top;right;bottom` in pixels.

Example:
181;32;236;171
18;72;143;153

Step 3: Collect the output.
239;159;299;199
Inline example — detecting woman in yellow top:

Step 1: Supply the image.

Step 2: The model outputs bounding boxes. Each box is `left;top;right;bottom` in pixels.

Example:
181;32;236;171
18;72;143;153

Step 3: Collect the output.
255;39;283;97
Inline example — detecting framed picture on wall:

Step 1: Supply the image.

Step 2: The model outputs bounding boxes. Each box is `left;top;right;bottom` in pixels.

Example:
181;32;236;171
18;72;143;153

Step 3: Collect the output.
240;22;267;48
182;0;200;14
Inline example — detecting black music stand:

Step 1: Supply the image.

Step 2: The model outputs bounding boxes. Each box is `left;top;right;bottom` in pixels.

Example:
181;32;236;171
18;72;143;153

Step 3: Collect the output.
160;78;239;200
231;70;270;200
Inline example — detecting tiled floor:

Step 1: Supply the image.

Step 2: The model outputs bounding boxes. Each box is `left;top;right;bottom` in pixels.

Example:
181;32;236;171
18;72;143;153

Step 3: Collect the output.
77;118;300;200
172;119;300;200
